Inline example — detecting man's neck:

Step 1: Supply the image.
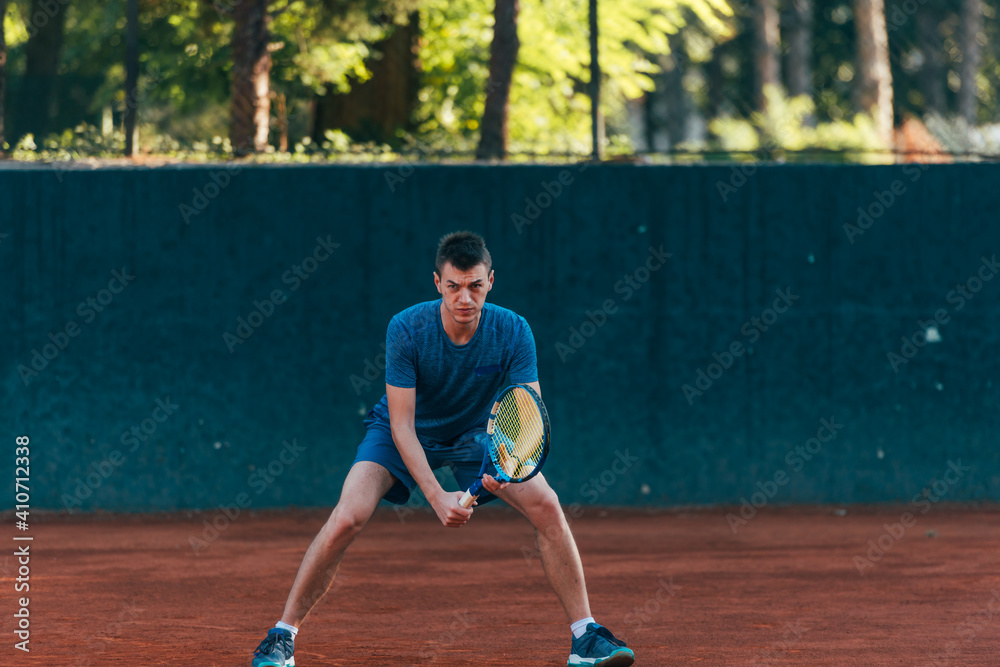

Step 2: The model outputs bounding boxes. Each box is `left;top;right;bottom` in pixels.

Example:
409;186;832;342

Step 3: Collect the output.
439;300;481;345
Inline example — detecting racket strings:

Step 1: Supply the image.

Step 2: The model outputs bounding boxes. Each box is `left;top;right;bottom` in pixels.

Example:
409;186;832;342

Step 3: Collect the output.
492;388;546;479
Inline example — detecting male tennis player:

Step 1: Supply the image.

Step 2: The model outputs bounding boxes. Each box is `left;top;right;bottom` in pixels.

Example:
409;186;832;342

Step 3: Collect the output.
252;231;635;667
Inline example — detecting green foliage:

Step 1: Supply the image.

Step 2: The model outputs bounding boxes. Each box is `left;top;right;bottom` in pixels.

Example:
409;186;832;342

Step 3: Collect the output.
415;0;733;154
9;122;411;163
708;86;887;163
3;0;998;161
11;125;127;160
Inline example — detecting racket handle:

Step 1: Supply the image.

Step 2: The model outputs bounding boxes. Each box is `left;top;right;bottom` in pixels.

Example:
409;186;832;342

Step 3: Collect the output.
459;490;477;508
459;479;485;508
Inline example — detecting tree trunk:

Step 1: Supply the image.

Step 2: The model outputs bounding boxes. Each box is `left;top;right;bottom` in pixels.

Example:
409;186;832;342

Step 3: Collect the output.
230;0;271;155
14;0;69;143
853;0;894;148
752;0;780;112
587;0;602;160
705;49;725;120
124;0;139;156
476;0;519;160
311;13;420;145
958;0;982;125
0;0;6;154
916;8;946;116
645;41;690;152
785;0;813;124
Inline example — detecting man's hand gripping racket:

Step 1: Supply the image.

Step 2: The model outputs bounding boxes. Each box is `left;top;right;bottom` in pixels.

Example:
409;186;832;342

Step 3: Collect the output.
460;384;551;508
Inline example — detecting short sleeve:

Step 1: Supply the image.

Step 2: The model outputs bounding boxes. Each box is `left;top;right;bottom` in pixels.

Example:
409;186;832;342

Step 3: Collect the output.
508;316;538;384
385;316;417;388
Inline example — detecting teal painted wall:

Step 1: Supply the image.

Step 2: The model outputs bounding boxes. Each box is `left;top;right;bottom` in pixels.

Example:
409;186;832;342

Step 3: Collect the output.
2;163;998;511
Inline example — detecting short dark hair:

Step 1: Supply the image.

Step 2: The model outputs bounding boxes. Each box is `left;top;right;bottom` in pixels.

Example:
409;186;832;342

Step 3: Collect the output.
435;231;492;274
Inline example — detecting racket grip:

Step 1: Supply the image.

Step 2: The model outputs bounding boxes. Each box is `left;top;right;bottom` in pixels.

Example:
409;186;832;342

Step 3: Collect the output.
459;479;485;508
459;490;477;508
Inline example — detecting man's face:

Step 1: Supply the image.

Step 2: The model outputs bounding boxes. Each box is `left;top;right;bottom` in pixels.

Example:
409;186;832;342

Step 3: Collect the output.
435;261;494;326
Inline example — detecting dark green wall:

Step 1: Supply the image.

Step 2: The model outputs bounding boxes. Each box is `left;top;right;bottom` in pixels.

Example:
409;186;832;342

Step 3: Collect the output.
2;163;998;511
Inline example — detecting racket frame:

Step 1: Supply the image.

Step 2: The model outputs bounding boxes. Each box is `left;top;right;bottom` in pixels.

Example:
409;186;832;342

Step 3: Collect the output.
459;383;550;508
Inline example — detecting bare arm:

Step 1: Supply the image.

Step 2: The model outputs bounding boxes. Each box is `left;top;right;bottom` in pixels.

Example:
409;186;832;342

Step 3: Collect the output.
387;384;473;527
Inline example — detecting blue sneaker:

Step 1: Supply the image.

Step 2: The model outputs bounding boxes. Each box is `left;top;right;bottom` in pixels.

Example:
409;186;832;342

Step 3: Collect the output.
252;627;295;667
568;623;635;666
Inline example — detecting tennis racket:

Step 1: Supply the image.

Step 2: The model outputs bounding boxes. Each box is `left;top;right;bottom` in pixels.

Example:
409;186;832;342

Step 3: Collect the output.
459;383;551;508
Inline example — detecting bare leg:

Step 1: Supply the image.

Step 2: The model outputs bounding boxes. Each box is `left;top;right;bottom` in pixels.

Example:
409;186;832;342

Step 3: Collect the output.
279;461;395;627
493;474;592;623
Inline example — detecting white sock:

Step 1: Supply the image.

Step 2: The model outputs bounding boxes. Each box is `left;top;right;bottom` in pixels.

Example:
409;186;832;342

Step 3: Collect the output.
571;617;596;639
275;621;299;639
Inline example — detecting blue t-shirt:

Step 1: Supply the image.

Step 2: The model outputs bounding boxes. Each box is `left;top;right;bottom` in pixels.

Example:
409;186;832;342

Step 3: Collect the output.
369;300;538;443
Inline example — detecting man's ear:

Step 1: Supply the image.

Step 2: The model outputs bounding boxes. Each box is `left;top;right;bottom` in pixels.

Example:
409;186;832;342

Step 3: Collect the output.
434;271;442;293
487;270;494;291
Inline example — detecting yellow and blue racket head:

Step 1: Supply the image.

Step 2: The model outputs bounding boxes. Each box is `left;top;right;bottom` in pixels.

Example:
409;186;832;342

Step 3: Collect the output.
486;384;550;483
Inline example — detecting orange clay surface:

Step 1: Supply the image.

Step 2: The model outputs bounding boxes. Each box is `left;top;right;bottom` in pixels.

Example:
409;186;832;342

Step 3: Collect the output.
3;505;999;666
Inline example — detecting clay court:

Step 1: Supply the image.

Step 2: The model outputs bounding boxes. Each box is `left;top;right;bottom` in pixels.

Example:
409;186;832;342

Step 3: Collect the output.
5;505;999;666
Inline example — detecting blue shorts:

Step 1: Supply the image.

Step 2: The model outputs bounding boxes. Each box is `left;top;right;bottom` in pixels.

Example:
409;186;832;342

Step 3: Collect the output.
353;418;499;506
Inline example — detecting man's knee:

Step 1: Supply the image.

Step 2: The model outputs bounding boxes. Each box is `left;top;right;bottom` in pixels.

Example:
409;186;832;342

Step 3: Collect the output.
526;487;566;525
324;506;369;542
